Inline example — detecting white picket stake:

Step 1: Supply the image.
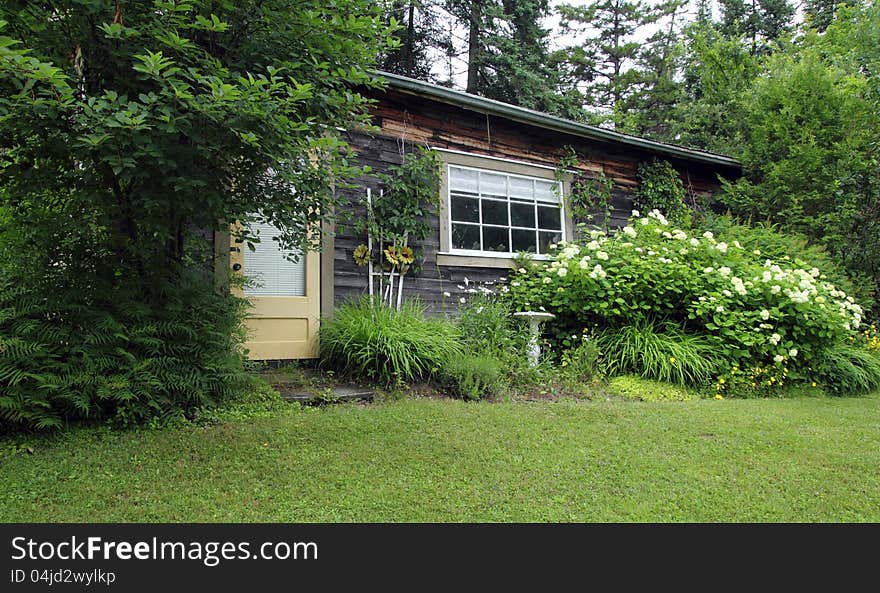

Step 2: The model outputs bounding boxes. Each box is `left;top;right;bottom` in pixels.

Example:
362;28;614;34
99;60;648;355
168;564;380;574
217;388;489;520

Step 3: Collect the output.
366;187;374;300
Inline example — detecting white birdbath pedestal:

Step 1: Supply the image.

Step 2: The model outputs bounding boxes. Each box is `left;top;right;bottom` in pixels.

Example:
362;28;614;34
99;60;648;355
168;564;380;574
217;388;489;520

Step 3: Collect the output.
513;311;556;366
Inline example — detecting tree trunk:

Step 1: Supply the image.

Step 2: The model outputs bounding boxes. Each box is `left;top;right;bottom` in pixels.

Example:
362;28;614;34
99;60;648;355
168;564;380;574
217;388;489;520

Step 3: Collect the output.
466;0;483;94
403;2;416;76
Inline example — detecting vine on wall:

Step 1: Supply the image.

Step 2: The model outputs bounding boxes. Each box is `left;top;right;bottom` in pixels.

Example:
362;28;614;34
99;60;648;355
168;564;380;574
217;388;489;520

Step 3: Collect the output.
633;158;691;225
353;147;441;308
556;146;614;234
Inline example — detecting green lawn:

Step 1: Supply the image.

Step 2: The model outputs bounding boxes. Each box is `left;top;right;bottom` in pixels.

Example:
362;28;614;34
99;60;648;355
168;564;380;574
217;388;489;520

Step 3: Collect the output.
2;394;880;522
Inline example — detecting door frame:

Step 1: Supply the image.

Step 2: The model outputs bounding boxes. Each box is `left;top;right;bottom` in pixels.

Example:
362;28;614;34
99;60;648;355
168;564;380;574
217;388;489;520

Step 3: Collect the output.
219;224;321;360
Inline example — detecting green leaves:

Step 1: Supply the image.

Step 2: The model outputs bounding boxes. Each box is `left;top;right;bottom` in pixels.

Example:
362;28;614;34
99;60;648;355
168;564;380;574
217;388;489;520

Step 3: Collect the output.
0;1;396;430
133;50;180;78
193;14;230;32
506;212;868;392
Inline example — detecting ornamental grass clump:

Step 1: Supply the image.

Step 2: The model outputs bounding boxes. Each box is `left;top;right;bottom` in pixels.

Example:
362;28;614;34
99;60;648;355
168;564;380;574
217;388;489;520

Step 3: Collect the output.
319;297;462;387
507;209;874;395
596;322;720;386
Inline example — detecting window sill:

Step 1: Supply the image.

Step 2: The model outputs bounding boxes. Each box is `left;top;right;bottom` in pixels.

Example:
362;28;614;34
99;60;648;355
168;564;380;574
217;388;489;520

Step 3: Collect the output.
436;252;548;269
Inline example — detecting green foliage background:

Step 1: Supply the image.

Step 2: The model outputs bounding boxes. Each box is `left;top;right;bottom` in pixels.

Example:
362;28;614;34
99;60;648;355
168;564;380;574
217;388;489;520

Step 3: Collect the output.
0;1;394;430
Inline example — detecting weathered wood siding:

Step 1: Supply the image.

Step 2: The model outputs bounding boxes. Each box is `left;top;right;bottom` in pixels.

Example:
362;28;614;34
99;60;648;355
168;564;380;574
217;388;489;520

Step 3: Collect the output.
334;132;505;313
332;90;739;312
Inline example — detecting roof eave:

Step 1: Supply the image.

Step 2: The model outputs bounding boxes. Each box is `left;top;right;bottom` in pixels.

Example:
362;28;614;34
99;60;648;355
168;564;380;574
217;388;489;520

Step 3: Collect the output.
372;71;741;170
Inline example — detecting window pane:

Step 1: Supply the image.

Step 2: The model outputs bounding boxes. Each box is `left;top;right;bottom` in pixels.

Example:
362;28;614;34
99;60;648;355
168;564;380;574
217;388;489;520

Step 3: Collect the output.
451;195;479;223
481;199;508;225
509;176;534;199
482;226;510;253
450;167;478;193
538;206;562;230
512;229;537;253
535;180;558;203
538;231;562;254
511;202;535;228
452;223;481;251
480;172;506;196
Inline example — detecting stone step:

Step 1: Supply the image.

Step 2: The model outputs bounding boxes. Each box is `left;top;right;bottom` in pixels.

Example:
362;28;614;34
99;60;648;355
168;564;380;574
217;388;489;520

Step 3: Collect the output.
278;385;375;404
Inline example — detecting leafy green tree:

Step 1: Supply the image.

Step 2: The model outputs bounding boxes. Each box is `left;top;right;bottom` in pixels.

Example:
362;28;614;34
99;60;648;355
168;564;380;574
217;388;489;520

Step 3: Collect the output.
718;44;878;301
669;23;760;153
0;0;394;428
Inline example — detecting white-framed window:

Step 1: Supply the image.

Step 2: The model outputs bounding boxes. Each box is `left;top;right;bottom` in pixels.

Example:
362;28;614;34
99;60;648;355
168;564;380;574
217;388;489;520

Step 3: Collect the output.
447;164;565;257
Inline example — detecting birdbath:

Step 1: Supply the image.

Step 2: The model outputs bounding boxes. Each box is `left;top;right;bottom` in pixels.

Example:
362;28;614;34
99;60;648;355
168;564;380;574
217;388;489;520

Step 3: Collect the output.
513;311;556;366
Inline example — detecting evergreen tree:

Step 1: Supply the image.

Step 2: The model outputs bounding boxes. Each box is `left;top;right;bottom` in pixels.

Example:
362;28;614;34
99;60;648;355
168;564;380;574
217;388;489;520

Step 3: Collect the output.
718;0;795;53
617;0;688;139
555;0;661;127
805;0;843;32
379;1;449;80
443;0;570;114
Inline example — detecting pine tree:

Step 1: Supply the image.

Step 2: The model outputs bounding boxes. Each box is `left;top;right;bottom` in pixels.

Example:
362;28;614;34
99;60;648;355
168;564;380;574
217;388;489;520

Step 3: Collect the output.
443;0;569;114
378;1;449;80
718;0;795;53
617;0;688;140
555;0;661;127
805;0;843;32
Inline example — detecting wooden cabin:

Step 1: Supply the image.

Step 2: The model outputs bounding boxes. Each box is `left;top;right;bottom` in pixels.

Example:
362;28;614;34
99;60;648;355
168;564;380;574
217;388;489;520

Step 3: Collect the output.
231;72;742;360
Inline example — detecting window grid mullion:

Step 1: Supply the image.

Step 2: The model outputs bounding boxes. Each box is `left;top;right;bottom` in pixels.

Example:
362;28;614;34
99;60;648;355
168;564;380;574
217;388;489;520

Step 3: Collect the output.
449;165;561;256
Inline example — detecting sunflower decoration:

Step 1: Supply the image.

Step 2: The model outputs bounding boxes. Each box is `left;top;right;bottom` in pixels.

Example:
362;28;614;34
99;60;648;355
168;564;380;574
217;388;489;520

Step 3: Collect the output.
383;246;400;266
397;246;415;265
353;244;371;266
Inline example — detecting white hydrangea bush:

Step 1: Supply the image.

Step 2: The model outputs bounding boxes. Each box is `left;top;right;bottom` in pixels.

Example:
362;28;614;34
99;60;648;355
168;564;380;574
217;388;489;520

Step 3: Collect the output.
507;209;865;374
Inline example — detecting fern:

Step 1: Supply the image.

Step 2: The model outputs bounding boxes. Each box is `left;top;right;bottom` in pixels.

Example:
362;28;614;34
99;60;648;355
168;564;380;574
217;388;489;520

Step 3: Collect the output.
0;270;253;432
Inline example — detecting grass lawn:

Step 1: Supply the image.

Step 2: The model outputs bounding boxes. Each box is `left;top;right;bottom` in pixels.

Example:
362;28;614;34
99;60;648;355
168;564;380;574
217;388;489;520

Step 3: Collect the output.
2;393;880;522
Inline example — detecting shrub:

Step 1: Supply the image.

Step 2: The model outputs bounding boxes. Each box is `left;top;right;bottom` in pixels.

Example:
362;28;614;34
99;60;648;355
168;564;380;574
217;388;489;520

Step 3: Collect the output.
506;209;868;395
457;293;530;358
439;353;504;400
319;298;462;387
0;272;253;431
596;322;721;386
607;375;699;402
697;213;871;308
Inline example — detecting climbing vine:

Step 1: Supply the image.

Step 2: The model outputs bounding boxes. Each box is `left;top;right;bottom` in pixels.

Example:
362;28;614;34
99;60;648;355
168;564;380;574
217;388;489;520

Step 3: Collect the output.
556;146;614;233
353;147;441;308
632;158;690;225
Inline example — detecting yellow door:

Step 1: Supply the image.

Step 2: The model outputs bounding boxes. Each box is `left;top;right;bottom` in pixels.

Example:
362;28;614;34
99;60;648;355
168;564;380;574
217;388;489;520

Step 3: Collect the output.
229;221;320;360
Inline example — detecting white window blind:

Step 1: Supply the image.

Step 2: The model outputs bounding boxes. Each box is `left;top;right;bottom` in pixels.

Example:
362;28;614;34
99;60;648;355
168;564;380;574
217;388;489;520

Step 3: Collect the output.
243;221;306;297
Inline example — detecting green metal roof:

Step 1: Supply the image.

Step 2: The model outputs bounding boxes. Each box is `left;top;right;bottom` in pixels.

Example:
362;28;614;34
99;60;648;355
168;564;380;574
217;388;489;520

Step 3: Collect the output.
374;71;741;170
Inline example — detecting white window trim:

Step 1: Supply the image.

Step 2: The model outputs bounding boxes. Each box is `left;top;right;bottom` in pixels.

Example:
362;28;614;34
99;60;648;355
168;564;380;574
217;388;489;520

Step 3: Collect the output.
444;163;567;261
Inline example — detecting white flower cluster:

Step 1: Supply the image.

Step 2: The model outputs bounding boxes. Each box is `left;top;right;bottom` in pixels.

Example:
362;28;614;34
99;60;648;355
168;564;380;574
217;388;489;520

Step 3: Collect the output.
521;212;864;337
589;263;607;280
647;209;669;226
753;260;862;329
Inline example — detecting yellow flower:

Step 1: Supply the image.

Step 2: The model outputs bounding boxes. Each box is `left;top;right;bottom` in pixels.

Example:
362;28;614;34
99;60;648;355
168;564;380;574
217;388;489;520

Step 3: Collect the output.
353;244;371;266
384;246;400;265
398;246;415;265
811;382;817;387
714;394;723;400
718;377;726;384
